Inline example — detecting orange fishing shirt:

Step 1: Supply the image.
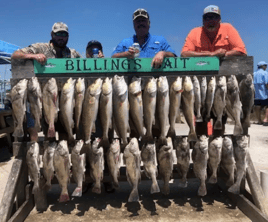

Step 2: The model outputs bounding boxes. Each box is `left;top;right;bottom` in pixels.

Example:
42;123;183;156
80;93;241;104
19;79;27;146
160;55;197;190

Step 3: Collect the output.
181;23;247;54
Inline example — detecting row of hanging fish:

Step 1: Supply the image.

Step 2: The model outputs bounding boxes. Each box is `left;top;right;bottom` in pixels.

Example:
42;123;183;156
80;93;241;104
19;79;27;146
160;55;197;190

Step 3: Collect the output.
11;74;254;147
26;134;248;203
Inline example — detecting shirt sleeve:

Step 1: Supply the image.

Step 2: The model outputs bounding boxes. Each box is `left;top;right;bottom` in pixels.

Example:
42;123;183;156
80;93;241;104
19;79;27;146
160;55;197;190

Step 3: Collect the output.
159;37;176;56
181;29;196;53
19;43;40;54
111;39;129;56
226;24;247;54
70;49;82;58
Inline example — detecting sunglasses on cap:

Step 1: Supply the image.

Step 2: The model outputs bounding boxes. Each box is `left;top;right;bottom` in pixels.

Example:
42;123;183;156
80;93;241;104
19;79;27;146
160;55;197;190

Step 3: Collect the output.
133;8;149;20
54;32;68;37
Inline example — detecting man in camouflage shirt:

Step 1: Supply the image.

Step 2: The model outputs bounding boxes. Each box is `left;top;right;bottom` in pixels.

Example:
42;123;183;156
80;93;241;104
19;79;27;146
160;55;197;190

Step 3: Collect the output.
12;22;81;142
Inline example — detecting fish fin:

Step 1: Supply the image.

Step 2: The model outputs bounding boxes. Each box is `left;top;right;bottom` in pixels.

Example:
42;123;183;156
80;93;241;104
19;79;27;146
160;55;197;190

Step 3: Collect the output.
72;186;82;197
151;182;160;194
214;118;222;130
128;188;139;202
13;127;24;138
59;193;70;202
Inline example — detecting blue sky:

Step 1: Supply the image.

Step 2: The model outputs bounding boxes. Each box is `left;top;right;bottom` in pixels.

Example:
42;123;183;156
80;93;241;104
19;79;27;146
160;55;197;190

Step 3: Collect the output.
1;0;267;80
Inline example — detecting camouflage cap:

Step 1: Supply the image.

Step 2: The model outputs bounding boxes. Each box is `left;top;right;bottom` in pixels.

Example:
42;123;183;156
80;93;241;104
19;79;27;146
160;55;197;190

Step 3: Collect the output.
203;5;221;16
52;22;69;33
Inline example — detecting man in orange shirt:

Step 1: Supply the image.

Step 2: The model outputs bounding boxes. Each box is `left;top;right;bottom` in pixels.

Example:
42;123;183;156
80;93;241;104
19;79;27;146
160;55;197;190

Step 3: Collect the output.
181;5;247;57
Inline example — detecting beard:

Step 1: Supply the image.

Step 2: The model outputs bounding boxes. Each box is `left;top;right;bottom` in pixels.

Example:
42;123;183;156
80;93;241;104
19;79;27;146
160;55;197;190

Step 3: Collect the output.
51;38;68;48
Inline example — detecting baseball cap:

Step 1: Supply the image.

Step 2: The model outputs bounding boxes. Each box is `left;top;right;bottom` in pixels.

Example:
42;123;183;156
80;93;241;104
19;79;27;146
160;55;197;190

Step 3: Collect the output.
52;22;69;33
257;61;268;67
133;8;149;21
203;5;221;16
86;40;103;51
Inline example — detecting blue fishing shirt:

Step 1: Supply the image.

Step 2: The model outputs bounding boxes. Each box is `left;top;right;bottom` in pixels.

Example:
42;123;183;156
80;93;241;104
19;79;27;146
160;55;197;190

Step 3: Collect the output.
253;68;268;100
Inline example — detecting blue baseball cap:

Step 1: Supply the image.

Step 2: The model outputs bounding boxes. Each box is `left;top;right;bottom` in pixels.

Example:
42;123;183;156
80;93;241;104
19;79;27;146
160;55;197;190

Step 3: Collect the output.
203;5;221;16
86;40;103;51
257;61;268;67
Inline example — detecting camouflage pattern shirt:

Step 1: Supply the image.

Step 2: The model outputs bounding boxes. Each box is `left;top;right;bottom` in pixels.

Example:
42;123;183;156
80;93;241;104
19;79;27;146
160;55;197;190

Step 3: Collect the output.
19;41;81;58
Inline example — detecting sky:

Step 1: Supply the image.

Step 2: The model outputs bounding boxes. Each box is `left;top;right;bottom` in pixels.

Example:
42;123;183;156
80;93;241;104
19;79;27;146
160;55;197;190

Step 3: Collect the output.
1;0;268;80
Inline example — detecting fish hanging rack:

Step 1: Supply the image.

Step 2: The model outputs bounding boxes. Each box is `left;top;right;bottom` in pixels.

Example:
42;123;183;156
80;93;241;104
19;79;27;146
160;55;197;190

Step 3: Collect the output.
1;56;268;222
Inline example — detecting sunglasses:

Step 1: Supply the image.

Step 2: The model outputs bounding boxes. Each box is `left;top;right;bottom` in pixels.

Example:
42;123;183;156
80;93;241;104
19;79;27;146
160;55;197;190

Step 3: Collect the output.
203;14;220;21
54;32;68;37
133;9;148;19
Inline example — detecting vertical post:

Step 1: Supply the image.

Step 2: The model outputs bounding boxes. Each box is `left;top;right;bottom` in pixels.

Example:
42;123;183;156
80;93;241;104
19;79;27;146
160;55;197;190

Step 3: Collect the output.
260;170;268;199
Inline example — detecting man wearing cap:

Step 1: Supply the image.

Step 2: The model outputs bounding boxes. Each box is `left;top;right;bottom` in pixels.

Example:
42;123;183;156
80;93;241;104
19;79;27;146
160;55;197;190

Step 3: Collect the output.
181;5;247;57
11;22;81;142
12;22;81;63
253;61;268;125
86;40;104;58
112;8;176;68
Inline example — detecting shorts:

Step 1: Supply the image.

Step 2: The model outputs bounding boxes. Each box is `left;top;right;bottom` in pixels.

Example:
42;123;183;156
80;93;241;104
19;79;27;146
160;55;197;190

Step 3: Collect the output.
26;112;35;128
254;99;268;106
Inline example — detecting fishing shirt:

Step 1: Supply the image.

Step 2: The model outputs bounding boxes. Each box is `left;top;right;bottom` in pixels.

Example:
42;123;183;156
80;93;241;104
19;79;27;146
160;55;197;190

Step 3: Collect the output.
253;68;268;100
112;33;176;57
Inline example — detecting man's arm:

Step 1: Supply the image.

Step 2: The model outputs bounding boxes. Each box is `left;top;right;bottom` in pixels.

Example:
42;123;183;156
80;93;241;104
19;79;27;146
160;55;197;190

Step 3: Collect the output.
181;51;213;57
225;50;246;57
11;50;47;65
112;48;135;59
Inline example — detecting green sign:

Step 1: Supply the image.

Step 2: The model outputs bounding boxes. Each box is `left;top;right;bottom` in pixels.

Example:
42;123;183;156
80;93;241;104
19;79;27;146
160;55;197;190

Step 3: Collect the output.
34;57;219;74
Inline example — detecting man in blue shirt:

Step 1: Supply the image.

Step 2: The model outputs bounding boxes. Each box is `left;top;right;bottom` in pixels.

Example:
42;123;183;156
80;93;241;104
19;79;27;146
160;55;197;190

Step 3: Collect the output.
253;61;268;125
112;8;176;68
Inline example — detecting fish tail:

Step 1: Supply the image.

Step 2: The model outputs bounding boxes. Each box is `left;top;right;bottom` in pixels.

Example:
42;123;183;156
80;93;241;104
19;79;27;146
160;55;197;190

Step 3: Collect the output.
72;186;83;197
233;124;243;135
102;137;110;149
167;127;176;139
151;182;160;194
228;183;240;194
128;188;139;202
208;175;217;184
92;183;102;194
158;136;167;146
188;132;197;142
195;114;203;122
197;183;207;196
162;184;170;195
214;118;222;130
47;123;55;138
59;193;70;202
13;126;24;138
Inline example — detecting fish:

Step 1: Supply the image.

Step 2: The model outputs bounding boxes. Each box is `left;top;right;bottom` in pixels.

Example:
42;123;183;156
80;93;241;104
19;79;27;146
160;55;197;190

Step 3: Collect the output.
143;77;157;142
74;78;85;140
88;138;104;194
175;137;190;188
212;76;227;130
226;75;243;135
192;135;209;196
239;74;254;134
106;139;121;189
208;136;223;184
113;75;129;147
42;78;59;138
82;78;103;144
158;137;174;195
205;76;216;122
200;77;207;115
11;79;28;137
141;142;160;194
123;138;141;202
53;140;70;202
26;142;40;194
167;77;182;139
71;140;86;197
181;76;197;142
60;78;76;144
43;141;56;191
99;77;113;148
157;76;170;145
129;77;144;139
221;136;235;187
27;77;42;131
228;135;248;194
192;76;203;122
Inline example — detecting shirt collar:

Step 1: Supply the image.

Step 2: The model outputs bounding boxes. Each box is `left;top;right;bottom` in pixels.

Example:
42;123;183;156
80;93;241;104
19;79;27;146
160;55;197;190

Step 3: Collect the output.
133;33;151;48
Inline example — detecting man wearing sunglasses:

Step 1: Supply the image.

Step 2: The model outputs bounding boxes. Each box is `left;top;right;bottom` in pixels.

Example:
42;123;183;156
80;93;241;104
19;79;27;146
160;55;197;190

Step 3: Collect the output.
11;22;81;142
12;22;81;64
181;5;247;57
112;8;176;68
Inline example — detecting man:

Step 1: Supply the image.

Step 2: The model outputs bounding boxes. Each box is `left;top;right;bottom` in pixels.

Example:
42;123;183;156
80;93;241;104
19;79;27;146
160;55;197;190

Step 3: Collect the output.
181;5;247;57
253;61;268;126
112;8;176;68
86;40;104;58
12;22;81;141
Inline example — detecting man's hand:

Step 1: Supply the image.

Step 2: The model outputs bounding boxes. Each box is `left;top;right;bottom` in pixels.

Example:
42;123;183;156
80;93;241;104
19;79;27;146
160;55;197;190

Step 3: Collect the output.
126;47;136;59
212;48;226;57
151;51;165;69
33;53;47;65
